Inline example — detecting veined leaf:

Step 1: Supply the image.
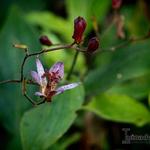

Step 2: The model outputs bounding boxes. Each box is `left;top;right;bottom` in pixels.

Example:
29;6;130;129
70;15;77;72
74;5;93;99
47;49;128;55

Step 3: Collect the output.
26;12;72;42
83;93;150;126
0;6;40;134
20;85;84;150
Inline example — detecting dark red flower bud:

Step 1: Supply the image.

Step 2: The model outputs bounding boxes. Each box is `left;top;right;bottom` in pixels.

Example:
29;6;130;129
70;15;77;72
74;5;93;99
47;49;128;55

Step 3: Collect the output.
112;0;122;9
87;37;99;53
39;35;52;46
72;16;87;44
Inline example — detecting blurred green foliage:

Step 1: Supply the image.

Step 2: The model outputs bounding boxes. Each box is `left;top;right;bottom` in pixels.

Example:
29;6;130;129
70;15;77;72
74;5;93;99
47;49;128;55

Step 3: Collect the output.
0;0;150;150
83;93;150;126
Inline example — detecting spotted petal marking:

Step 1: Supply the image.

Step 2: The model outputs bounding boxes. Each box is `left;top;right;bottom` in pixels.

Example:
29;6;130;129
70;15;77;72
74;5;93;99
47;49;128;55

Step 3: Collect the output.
49;62;64;79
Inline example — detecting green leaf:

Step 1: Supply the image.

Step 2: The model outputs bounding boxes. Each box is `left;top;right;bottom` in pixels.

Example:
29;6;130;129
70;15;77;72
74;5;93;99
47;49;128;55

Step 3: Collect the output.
83;93;150;126
84;40;150;96
26;12;72;42
26;0;110;42
107;74;150;99
20;85;84;150
0;6;40;134
65;0;110;22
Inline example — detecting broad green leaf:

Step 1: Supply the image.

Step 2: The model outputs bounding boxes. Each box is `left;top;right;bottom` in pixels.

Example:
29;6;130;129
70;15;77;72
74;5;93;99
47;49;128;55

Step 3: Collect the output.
0;6;40;135
20;85;84;150
26;12;72;42
84;40;150;96
107;74;150;99
83;93;150;126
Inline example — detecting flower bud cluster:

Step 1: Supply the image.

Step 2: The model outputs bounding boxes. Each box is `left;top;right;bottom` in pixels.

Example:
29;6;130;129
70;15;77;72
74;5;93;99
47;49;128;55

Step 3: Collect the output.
72;16;99;53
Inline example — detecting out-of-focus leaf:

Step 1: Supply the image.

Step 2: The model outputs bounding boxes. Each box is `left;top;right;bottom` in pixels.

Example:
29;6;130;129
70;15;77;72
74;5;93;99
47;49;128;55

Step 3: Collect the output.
95;23;122;68
84;40;150;96
0;5;40;135
49;134;80;150
121;2;149;36
26;0;110;42
20;85;84;150
44;50;85;75
66;0;90;21
148;93;150;107
15;0;45;11
6;134;22;150
83;93;150;126
26;12;72;42
66;0;110;31
107;74;150;99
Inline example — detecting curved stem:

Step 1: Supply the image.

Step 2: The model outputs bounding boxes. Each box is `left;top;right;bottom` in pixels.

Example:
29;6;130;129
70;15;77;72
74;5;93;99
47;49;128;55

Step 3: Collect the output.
0;79;21;84
98;34;150;53
21;54;28;81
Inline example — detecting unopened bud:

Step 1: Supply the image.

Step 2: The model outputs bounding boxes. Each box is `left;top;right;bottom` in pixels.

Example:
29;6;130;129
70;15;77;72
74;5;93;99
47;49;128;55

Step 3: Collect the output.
13;44;28;53
39;35;52;46
13;44;28;49
112;0;122;10
87;37;99;53
72;16;87;44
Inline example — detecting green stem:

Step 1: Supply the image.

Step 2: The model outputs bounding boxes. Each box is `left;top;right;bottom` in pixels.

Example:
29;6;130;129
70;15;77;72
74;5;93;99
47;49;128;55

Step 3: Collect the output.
66;50;79;80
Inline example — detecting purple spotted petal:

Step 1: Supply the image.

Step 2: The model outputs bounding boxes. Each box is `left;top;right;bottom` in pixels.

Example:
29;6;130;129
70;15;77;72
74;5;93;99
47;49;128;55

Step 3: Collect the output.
49;62;64;79
56;82;80;95
31;71;40;85
36;58;47;86
35;92;44;97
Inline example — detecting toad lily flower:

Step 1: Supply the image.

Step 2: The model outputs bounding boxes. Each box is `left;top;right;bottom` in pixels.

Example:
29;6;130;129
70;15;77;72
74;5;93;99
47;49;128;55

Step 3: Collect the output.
31;59;80;102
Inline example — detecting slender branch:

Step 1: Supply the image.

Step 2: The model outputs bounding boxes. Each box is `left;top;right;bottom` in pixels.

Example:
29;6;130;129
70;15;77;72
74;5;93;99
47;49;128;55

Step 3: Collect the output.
1;33;150;85
23;92;46;106
99;34;150;53
22;78;46;105
36;99;46;105
21;54;28;81
66;50;79;80
20;44;74;82
0;43;80;86
29;44;72;56
20;43;82;83
23;93;36;105
22;78;36;105
74;47;86;52
0;79;21;84
1;33;150;105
